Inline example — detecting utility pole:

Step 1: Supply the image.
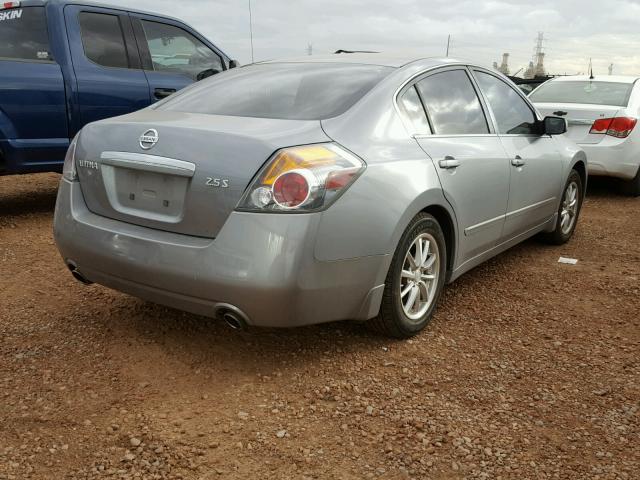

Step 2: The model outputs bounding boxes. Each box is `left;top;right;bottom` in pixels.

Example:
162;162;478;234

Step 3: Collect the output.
445;35;451;57
248;0;254;63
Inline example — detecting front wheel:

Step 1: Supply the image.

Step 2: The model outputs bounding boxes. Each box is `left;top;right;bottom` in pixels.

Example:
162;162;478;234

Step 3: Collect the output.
369;213;447;338
543;169;583;245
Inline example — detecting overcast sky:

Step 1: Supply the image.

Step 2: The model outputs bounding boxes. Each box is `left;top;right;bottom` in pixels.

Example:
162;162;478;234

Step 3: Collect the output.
110;0;640;76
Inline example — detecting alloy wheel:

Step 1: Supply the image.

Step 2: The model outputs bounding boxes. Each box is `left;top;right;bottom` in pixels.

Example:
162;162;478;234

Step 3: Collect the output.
399;233;440;321
560;181;579;235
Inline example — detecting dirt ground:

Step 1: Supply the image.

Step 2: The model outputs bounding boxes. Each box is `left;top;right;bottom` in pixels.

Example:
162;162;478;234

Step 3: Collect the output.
0;173;638;480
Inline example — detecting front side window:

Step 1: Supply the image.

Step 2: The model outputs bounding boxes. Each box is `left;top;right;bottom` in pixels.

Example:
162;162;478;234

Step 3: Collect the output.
159;63;393;120
398;86;431;135
529;81;634;107
416;70;489;135
79;12;129;69
475;72;538;135
141;20;222;81
0;7;51;62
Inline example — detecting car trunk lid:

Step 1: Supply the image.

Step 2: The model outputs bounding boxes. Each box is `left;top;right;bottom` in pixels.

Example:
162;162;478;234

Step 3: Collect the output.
75;110;330;238
535;102;621;144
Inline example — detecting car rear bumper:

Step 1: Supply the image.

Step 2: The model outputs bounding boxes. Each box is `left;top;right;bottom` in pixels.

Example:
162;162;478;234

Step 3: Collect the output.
578;139;640;180
53;179;386;327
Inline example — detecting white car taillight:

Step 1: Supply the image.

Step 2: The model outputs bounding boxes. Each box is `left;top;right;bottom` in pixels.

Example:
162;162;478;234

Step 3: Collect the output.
237;143;365;212
589;117;637;138
62;134;79;182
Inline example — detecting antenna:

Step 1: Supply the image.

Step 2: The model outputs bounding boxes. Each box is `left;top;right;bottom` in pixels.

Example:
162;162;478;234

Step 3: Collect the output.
248;0;254;63
589;58;594;79
307;43;313;56
446;35;450;57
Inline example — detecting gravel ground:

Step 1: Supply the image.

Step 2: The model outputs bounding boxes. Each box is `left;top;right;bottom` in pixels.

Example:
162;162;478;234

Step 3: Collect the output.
0;173;638;480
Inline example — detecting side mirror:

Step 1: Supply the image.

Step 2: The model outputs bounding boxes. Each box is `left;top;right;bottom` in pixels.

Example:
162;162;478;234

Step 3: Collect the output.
543;116;567;135
228;59;240;69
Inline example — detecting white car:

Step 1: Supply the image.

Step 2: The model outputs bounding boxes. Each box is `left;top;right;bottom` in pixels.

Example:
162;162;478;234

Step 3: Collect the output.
531;75;640;196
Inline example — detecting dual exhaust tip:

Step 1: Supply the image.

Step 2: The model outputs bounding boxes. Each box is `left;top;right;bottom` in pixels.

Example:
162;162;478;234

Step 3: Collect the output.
66;261;248;331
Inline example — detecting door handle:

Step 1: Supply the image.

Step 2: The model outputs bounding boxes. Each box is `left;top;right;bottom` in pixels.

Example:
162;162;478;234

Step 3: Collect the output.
511;156;526;167
438;156;461;169
154;88;177;99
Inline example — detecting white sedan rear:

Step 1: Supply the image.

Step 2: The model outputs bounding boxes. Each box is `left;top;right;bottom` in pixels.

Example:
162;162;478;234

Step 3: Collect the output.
531;75;640;196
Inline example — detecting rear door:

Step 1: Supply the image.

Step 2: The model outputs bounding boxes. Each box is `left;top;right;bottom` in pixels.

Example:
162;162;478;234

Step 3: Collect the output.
0;5;68;172
410;67;510;266
130;15;226;102
472;69;562;239
64;5;151;133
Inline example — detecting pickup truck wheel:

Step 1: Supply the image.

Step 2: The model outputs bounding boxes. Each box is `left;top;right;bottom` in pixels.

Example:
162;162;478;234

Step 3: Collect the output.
369;213;446;339
620;166;640;197
543;170;583;245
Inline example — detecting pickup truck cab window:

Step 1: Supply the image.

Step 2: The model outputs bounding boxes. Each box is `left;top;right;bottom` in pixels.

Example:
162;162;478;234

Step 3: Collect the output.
0;6;52;62
140;20;222;81
78;12;129;69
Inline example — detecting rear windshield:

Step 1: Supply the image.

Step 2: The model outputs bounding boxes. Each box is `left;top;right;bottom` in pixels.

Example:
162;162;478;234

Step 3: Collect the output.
0;7;52;62
158;63;394;120
530;81;634;107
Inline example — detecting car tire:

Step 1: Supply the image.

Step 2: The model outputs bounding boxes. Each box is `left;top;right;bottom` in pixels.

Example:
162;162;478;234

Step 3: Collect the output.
369;213;447;339
543;169;583;245
620;167;640;197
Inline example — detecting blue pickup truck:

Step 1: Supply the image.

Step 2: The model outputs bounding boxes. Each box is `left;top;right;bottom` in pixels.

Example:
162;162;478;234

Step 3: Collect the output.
0;0;234;175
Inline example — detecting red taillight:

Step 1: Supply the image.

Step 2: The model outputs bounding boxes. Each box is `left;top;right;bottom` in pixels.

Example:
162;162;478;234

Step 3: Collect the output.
273;171;310;208
607;117;637;138
589;118;613;135
2;1;21;9
590;117;637;138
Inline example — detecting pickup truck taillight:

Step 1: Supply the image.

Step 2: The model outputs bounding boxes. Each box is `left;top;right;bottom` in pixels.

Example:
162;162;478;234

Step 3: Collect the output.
1;2;21;10
589;117;637;138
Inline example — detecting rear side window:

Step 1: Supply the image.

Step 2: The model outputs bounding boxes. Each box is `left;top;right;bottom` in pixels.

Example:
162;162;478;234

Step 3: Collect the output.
79;12;129;69
416;70;489;135
0;7;52;62
398;86;431;135
141;20;223;81
475;72;538;135
159;63;393;120
530;81;634;107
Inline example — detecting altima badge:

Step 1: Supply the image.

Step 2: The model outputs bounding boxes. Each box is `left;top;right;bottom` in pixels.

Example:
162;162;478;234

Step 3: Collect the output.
139;129;159;150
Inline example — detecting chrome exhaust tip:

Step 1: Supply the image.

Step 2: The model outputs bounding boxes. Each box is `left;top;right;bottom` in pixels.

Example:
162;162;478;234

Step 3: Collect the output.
214;303;249;331
67;261;93;285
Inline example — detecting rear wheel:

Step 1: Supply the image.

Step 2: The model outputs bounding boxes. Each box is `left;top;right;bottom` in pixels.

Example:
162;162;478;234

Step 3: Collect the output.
369;213;446;338
620;167;640;197
543;169;583;245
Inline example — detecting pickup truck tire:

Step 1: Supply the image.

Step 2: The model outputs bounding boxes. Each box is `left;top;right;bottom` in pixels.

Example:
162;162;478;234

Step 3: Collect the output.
369;213;446;339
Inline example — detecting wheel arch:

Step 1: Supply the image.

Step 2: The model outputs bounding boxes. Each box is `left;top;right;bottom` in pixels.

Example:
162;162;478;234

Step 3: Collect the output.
420;204;456;281
571;154;588;194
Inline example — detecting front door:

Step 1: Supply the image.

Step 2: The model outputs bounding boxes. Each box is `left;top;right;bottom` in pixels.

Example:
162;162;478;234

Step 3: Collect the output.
130;16;226;102
411;68;511;266
472;69;563;239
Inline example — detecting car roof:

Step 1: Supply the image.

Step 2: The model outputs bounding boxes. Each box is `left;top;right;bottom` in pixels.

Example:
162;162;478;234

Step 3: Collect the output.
259;53;467;69
18;0;183;23
548;75;640;84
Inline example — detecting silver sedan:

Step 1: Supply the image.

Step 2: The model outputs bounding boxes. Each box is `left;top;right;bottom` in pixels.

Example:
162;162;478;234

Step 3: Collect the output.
54;54;586;338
